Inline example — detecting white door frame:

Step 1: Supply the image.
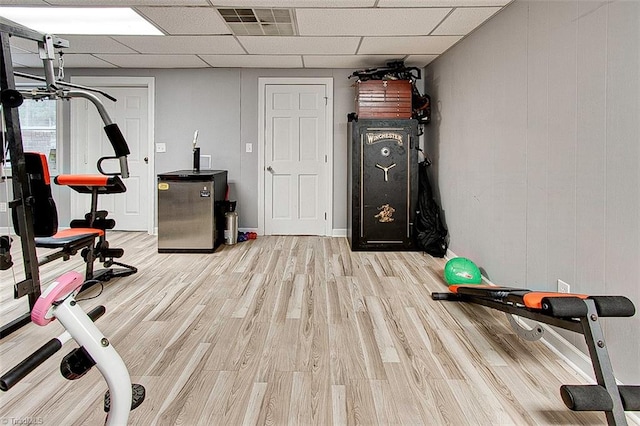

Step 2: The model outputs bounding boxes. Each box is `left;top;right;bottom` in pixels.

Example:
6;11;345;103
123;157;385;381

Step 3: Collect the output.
70;76;155;235
257;77;334;236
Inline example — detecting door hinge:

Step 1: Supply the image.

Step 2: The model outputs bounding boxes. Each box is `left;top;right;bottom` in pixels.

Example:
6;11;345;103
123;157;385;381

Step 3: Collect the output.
324;212;327;220
325;155;327;163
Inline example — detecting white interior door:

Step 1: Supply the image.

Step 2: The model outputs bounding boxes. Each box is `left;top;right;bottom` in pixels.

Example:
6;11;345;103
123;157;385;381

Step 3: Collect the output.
70;85;150;231
264;83;329;235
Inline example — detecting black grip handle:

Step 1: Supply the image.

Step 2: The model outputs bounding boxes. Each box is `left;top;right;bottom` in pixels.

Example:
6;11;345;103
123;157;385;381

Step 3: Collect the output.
87;305;106;322
0;305;105;391
619;385;640;411
103;123;130;157
0;339;62;391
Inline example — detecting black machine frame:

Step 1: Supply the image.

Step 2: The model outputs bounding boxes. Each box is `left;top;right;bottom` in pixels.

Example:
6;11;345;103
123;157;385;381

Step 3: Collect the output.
0;19;53;338
1;17;132;338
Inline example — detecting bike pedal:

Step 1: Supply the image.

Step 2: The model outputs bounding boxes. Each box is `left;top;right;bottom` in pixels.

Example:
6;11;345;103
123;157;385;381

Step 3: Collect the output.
104;383;146;412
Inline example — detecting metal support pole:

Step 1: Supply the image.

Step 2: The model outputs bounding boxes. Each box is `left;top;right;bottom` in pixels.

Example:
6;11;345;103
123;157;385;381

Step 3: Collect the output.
0;33;41;302
580;299;627;426
0;18;69;339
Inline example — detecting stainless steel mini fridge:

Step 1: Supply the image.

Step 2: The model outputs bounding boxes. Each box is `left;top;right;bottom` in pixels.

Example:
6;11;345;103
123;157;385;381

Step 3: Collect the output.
157;170;227;253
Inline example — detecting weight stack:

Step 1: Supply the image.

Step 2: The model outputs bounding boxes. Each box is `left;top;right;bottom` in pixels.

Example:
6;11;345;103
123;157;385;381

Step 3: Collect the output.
347;117;418;251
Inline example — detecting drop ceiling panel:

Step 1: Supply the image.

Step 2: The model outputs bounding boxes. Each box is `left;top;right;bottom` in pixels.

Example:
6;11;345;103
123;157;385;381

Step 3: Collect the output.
136;7;231;35
432;6;501;35
112;35;244;54
237;36;360;55
11;52;117;69
0;0;46;4
359;35;462;55
200;54;303;68
1;1;513;70
297;8;450;36
43;0;210;5
59;35;138;54
377;0;510;6
303;55;397;69
9;37;39;53
9;45;32;55
10;53;45;68
96;54;209;68
404;54;439;67
52;54;118;68
209;0;376;7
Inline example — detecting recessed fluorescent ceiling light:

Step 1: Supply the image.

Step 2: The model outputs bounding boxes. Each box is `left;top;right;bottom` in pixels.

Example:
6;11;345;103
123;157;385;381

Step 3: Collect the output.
0;7;162;35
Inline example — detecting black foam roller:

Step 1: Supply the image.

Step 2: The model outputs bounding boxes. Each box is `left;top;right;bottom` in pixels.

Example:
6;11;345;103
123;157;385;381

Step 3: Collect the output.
0;305;103;391
619;386;640;411
0;339;62;391
589;296;636;318
103;123;130;157
431;292;460;301
560;385;613;411
541;297;588;318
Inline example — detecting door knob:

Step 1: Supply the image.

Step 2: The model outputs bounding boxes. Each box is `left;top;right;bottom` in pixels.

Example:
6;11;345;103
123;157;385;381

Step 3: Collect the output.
266;166;274;172
144;157;149;163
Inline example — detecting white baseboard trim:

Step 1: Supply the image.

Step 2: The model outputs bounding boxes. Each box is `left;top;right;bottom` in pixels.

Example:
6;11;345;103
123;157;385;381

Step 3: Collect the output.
444;249;640;422
332;228;347;237
152;227;345;237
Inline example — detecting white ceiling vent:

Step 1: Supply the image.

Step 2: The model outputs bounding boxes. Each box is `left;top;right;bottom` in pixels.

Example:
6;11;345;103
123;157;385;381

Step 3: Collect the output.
218;8;296;36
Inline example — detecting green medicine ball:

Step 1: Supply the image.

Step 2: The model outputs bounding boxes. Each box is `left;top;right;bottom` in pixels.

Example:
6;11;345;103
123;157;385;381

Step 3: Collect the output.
444;257;482;285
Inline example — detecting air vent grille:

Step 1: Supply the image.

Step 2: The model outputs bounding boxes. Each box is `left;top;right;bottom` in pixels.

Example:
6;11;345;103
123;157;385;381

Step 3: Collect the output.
218;8;296;36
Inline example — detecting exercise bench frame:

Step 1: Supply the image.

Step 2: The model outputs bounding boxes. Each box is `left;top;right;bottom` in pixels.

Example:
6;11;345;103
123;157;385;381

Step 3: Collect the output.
432;285;638;425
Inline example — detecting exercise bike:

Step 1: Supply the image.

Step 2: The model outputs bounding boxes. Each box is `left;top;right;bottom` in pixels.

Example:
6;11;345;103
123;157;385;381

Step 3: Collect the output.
0;272;146;425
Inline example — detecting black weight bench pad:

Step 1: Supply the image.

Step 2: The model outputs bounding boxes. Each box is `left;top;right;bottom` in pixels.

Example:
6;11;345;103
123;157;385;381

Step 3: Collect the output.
449;285;635;318
589;296;635;318
619;385;640;411
12;153;58;237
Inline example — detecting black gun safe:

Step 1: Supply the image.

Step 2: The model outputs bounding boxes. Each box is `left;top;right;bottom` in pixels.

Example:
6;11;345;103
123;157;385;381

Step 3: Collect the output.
347;118;418;251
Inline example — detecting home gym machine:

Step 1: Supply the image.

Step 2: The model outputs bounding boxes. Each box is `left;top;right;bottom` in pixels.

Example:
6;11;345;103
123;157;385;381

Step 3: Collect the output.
36;163;138;287
0;17;145;424
0;16;136;339
432;284;640;426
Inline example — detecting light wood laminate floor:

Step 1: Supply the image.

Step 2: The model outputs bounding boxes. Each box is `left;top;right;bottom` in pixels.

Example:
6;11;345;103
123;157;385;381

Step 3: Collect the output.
0;233;637;425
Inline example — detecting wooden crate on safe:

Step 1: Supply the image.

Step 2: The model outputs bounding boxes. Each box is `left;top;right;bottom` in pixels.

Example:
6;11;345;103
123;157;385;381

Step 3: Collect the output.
355;79;412;119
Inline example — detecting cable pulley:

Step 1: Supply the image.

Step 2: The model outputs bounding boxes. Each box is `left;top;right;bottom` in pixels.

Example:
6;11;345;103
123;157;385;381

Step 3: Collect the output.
1;89;23;108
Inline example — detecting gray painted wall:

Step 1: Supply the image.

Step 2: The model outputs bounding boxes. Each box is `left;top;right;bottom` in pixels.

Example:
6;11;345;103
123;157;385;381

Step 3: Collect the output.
424;0;639;384
46;67;355;231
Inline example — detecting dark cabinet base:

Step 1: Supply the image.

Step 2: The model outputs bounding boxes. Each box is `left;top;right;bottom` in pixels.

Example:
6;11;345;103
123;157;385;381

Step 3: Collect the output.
347;118;418;251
